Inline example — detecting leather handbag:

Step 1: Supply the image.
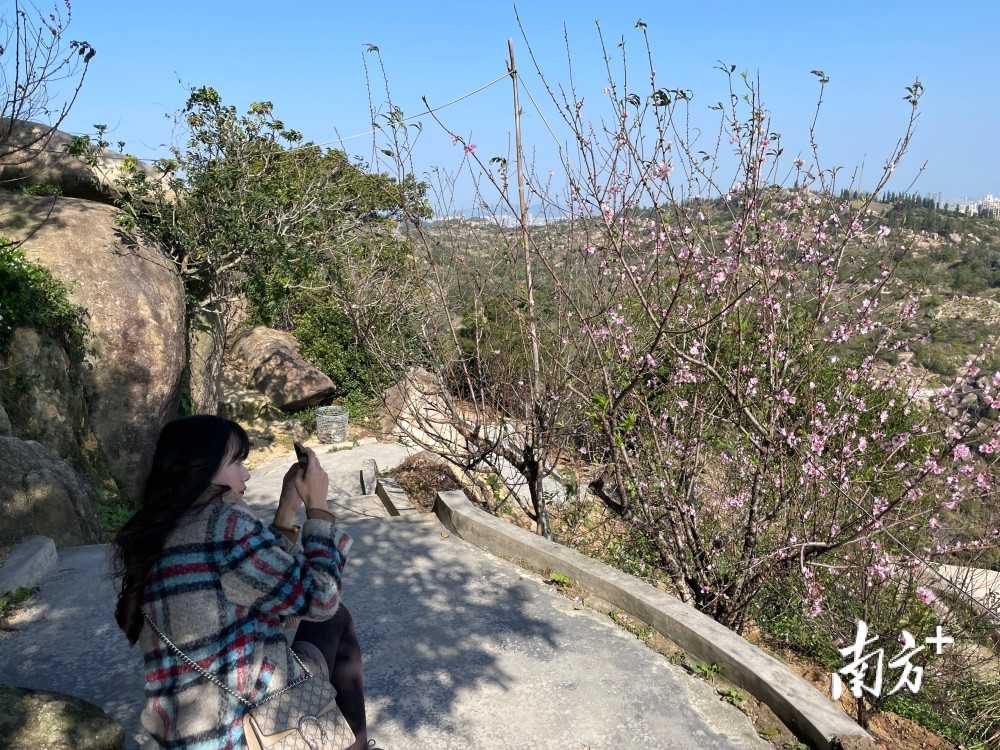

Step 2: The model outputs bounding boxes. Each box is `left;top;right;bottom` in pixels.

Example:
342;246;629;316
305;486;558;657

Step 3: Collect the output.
142;610;355;750
240;648;355;750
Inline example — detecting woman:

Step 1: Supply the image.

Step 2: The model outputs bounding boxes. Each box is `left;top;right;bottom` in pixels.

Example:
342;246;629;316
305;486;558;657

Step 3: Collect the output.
112;414;379;749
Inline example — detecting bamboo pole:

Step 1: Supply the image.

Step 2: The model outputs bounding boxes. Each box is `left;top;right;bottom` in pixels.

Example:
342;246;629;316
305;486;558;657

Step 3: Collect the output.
508;38;550;538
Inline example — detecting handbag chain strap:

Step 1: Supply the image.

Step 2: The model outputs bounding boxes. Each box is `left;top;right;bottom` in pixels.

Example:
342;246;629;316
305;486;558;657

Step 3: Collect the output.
141;608;311;709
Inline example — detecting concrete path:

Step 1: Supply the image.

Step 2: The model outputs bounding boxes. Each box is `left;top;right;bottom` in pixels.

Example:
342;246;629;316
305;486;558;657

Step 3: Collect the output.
0;443;769;749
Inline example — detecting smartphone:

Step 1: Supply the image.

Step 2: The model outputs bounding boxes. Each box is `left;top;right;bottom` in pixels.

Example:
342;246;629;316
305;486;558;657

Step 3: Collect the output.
293;441;309;466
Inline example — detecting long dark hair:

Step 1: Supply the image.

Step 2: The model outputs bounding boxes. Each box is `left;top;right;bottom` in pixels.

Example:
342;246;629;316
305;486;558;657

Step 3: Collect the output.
112;414;250;644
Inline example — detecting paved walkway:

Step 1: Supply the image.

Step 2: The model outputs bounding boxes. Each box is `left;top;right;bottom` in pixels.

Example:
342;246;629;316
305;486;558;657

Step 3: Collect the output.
0;443;770;749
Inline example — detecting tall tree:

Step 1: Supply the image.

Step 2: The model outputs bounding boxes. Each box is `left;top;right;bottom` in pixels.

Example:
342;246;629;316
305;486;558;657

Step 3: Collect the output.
116;87;428;410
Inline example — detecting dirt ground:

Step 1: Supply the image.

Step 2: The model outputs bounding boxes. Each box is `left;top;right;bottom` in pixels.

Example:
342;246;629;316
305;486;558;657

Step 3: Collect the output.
390;452;465;509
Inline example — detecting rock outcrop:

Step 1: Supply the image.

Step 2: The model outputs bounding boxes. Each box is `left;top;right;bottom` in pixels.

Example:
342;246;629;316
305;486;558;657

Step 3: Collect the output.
0;436;102;549
1;328;118;502
231;327;336;411
940;369;999;445
0;192;187;504
0;118;167;206
0;684;125;750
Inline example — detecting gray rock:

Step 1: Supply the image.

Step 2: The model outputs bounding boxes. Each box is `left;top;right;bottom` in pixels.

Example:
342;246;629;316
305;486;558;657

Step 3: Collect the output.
380;366;443;437
1;328;118;502
0;684;125;750
231;327;336;411
0;535;56;597
0;118;166;206
0;193;187;504
0;400;10;437
0;436;102;549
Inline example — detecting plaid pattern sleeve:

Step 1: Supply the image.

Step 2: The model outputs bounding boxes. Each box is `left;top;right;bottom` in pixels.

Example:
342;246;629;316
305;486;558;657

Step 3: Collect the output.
217;506;352;619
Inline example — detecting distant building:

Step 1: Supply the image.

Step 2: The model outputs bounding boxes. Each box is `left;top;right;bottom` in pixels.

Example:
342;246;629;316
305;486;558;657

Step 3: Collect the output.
979;194;1000;221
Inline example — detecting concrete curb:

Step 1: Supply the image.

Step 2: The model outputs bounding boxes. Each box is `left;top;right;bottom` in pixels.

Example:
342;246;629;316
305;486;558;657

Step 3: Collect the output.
429;489;876;750
0;535;57;597
375;476;418;517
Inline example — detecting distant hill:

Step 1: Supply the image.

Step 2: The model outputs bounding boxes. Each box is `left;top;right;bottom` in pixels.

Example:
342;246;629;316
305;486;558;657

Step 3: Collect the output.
418;201;1000;382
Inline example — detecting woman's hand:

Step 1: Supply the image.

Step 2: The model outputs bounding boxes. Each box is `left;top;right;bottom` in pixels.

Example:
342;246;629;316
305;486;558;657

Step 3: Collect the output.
273;463;305;530
293;446;330;511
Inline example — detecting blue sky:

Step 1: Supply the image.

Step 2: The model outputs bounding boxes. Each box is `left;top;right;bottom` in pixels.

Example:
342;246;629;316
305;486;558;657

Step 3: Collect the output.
54;1;999;210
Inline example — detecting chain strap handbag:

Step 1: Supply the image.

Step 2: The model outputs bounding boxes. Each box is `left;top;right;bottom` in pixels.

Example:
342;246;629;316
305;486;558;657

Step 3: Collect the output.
142;609;355;750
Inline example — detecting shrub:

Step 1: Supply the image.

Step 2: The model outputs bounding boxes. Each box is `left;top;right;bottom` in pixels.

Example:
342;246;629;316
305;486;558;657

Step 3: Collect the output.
0;238;87;360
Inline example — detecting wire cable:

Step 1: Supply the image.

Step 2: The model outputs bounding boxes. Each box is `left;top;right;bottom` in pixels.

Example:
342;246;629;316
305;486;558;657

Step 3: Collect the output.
19;72;512;166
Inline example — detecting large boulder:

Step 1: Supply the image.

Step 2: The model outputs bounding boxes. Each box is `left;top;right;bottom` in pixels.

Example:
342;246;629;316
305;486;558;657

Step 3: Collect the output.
0;436;102;549
0;118;167;206
231;327;336;411
1;328;118;503
380;366;459;446
0;684;125;750
0;192;187;504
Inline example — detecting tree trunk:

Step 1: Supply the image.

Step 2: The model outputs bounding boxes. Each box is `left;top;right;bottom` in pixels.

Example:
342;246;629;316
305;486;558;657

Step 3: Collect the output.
528;463;552;539
187;307;226;415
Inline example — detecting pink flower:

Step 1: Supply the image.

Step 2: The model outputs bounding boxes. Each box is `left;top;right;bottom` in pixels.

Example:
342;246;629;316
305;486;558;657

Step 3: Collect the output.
464;143;477;154
915;587;935;605
793;158;804;169
652;160;673;180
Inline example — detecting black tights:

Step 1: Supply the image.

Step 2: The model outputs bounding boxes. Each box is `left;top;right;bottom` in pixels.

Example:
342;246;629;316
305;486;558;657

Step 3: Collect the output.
294;605;368;750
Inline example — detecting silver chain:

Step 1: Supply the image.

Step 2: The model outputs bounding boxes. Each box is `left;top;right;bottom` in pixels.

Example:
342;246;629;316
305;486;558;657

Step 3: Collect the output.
141;608;311;709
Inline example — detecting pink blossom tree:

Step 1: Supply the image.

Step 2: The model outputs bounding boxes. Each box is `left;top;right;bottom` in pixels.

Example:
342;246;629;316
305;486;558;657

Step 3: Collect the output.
366;25;1000;729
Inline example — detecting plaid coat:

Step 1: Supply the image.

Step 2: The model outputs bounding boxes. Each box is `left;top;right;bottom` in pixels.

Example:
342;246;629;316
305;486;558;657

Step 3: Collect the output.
138;493;352;749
